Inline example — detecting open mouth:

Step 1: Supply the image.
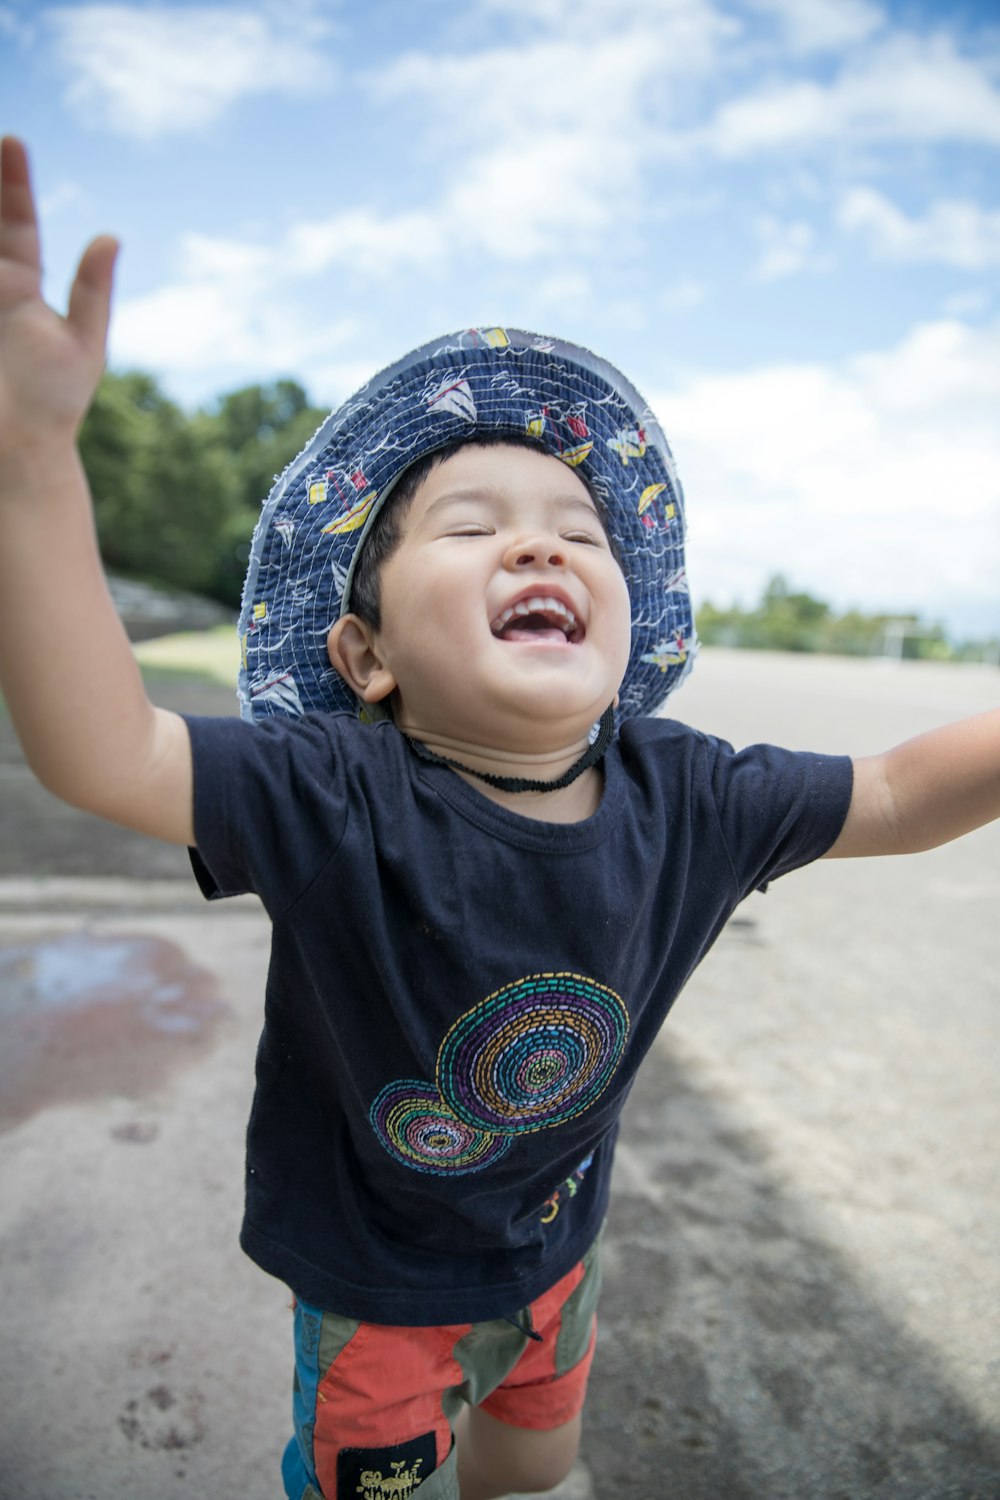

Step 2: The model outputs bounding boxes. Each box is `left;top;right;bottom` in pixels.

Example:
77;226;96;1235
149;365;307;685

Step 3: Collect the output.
490;594;583;644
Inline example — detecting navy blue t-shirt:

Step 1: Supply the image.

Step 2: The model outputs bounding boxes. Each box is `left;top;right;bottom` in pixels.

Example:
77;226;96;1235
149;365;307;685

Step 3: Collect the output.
186;712;852;1324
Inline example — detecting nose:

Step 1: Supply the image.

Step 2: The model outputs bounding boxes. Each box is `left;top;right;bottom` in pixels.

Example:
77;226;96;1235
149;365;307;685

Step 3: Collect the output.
503;534;567;571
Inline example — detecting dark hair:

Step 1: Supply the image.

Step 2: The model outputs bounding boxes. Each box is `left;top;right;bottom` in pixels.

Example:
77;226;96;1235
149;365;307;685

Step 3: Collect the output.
348;432;620;630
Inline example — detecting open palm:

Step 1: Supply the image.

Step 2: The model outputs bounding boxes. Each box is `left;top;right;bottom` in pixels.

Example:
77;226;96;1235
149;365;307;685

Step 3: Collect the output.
0;137;117;448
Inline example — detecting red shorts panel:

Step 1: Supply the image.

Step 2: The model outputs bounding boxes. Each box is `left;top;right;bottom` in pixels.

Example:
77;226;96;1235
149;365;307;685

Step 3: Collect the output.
479;1256;598;1431
283;1236;602;1500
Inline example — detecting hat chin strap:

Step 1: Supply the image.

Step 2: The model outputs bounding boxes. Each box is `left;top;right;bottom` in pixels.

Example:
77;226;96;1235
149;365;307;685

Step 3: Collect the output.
404;706;616;793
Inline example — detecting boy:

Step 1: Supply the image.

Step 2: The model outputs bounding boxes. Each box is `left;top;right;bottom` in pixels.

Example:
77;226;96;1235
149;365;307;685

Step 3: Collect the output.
0;136;997;1500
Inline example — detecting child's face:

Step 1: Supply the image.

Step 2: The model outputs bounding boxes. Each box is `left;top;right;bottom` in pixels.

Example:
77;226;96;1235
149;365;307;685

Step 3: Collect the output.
353;444;632;751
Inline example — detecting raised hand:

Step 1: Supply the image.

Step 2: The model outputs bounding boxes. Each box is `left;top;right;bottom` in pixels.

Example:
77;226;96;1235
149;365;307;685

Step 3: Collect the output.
0;136;118;451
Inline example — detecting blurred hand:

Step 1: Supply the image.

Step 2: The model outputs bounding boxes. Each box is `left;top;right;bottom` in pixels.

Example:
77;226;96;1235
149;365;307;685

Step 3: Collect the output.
0;136;118;452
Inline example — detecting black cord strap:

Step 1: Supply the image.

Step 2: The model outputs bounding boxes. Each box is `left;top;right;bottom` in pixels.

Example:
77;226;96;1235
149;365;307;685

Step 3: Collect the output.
406;706;616;793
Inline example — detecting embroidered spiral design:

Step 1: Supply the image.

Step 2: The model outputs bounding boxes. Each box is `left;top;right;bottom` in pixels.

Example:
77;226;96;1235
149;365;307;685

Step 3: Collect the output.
437;973;629;1134
370;1080;512;1175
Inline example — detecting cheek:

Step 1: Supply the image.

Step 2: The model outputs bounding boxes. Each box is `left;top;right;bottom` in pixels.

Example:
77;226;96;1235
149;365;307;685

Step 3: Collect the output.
383;582;472;666
611;577;633;661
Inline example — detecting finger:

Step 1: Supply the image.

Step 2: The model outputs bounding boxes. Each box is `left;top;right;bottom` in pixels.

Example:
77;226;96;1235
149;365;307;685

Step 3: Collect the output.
67;235;119;354
0;137;38;229
0;137;42;278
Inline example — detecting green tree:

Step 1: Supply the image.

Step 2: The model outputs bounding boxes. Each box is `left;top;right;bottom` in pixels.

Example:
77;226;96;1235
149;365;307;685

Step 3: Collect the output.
201;379;325;509
195;380;327;601
751;574;830;652
78;373;327;607
80;371;241;599
695;598;745;648
695;576;963;660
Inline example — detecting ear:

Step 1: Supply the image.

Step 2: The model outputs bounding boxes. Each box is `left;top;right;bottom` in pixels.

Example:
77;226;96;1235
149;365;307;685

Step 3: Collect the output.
326;616;398;705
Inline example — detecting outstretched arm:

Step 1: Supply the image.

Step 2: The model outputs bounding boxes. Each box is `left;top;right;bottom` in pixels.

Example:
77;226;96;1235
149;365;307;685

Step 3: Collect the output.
0;137;194;845
826;708;1000;858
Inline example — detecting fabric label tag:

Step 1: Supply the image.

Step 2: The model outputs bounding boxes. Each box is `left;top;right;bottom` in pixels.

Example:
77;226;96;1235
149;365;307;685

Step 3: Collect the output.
338;1431;437;1499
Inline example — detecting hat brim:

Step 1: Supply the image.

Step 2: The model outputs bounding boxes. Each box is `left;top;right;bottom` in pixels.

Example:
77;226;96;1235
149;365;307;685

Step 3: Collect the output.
238;327;696;723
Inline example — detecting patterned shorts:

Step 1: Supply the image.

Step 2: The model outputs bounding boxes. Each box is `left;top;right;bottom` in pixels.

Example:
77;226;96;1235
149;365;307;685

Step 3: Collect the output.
281;1236;602;1500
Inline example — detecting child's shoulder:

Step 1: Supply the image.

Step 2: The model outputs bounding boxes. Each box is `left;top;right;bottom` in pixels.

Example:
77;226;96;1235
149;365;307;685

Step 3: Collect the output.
186;706;407;776
619;713;719;756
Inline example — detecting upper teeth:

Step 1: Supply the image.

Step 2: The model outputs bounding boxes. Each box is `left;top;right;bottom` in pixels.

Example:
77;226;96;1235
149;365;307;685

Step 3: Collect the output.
492;596;579;635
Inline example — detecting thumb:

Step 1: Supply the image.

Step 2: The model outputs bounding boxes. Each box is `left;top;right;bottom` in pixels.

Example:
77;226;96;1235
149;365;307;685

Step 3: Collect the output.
66;233;119;356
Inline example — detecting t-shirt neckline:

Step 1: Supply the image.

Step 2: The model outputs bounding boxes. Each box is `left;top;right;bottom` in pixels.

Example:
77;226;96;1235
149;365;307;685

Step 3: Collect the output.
409;741;624;851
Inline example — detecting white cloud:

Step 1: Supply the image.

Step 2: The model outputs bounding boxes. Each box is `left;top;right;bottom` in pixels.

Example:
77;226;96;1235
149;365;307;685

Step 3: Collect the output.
477;0;735;50
49;1;333;138
285;210;446;276
657;277;710;312
369;1;739;149
121;97;643;347
39;180;89;220
744;0;883;54
110;229;357;390
363;13;730;270
114;281;260;368
370;2;1000;284
94;0;725;371
752;214;833;279
942;288;993;319
527;268;593;309
703;32;1000;156
851;318;1000;418
838;188;1000;270
441;131;632;259
89;0;1000;495
373;42;673;148
176;234;275;281
658;319;1000;628
107;130;610;391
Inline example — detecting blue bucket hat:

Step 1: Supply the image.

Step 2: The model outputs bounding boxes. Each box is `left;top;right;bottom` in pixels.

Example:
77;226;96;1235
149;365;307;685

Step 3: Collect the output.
238;327;696;724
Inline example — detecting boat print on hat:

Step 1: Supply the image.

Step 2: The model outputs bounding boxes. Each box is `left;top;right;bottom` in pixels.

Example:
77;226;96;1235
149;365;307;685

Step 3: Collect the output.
464;326;510;349
637;481;676;531
607;425;647;465
641;631;696;673
525;403;594;467
302;463;378;536
426;375;477;423
249;671;304;716
321;492;376;536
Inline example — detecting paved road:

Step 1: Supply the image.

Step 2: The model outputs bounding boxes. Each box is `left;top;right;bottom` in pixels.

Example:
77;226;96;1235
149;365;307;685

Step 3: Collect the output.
1;650;997;1499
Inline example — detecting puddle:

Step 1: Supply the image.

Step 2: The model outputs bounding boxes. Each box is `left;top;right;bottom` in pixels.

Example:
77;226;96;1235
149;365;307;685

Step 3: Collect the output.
0;931;227;1129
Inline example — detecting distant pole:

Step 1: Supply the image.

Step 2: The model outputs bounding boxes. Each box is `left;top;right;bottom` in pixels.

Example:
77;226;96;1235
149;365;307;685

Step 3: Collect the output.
879;620;907;663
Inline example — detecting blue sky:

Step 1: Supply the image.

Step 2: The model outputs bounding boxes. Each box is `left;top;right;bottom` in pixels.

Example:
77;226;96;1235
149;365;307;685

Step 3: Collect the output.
3;0;999;638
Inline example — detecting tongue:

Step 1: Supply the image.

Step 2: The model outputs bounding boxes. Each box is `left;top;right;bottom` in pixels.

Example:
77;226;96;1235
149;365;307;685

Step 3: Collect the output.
502;624;567;643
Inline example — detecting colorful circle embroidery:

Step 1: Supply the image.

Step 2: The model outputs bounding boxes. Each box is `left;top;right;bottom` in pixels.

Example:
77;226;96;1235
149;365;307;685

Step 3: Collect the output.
370;1080;511;1175
437;973;629;1134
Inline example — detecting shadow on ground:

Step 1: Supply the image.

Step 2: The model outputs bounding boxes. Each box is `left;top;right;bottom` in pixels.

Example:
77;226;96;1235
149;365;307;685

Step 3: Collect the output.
588;1037;1000;1499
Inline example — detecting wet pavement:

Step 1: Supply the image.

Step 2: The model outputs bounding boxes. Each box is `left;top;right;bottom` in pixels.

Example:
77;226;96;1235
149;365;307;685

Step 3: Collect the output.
0;649;998;1499
0;931;226;1129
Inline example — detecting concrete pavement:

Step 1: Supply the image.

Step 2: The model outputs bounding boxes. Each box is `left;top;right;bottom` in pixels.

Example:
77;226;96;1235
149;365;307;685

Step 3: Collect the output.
1;650;998;1499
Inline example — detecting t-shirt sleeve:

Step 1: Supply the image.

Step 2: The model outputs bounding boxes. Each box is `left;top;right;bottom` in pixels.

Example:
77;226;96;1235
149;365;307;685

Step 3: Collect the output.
703;734;854;898
183;713;350;913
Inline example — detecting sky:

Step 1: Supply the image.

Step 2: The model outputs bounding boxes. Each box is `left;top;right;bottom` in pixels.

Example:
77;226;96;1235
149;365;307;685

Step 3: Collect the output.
3;0;999;640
